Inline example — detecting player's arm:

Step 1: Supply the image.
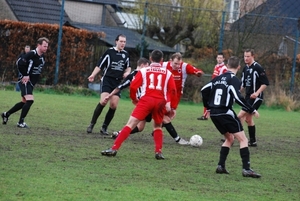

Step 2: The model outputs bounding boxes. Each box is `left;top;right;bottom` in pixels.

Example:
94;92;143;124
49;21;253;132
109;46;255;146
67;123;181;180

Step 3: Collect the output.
123;66;131;78
186;63;204;77
167;75;178;110
200;82;212;109
231;78;256;114
129;71;142;102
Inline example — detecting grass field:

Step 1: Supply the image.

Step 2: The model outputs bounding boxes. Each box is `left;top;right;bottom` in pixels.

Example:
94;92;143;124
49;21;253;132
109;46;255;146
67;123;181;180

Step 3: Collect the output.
0;90;299;201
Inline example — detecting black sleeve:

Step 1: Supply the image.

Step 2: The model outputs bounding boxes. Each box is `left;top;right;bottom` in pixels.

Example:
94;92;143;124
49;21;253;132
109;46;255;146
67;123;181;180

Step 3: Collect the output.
201;82;212;109
117;71;137;90
230;77;255;113
17;51;34;76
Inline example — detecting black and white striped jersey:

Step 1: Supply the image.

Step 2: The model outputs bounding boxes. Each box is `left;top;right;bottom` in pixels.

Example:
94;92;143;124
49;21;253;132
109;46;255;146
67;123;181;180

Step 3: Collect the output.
241;61;269;99
16;49;46;85
201;71;255;114
97;47;130;80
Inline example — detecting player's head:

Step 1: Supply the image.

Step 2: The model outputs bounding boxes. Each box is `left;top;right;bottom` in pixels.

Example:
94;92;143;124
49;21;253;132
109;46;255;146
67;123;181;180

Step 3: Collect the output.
227;56;240;69
244;49;255;66
37;37;49;54
137;57;149;70
150;49;163;63
24;45;30;53
115;34;126;51
216;52;224;64
170;52;182;70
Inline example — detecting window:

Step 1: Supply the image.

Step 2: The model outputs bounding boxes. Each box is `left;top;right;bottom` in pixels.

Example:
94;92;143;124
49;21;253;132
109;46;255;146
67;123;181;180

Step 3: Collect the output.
225;0;240;23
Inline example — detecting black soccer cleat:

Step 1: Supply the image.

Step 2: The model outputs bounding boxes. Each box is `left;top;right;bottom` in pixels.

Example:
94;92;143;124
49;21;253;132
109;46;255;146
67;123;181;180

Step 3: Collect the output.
17;122;29;128
101;148;117;157
216;165;229;174
242;169;261;178
248;142;257;147
1;112;9;125
86;123;94;133
197;116;208;120
155;152;165;160
111;131;120;139
100;127;109;135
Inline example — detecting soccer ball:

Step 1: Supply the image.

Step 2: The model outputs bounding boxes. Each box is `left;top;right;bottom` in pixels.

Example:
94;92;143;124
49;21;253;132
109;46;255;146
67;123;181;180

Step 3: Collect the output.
189;135;203;147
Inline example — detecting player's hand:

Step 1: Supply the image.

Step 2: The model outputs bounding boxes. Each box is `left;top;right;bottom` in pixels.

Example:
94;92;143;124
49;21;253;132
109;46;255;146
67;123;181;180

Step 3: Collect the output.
250;92;258;99
103;95;110;104
88;75;94;82
132;99;138;105
123;72;130;78
168;109;176;120
195;71;204;77
21;76;30;84
253;110;260;118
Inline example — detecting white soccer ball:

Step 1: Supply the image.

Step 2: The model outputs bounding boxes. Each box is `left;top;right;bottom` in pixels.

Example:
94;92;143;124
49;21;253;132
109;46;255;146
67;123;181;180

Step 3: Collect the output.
190;135;203;147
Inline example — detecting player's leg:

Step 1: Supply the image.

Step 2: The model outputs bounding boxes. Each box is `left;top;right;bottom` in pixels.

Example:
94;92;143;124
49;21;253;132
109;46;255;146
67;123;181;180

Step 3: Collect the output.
197;107;208;120
87;81;109;133
100;94;120;135
162;115;189;145
234;131;261;178
247;98;262;147
16;83;34;128
2;83;26;124
101;115;140;157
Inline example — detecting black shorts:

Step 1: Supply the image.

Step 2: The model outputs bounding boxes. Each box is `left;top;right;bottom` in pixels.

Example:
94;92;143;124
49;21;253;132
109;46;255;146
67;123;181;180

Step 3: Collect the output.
210;109;243;135
100;77;122;97
18;81;34;96
245;97;263;110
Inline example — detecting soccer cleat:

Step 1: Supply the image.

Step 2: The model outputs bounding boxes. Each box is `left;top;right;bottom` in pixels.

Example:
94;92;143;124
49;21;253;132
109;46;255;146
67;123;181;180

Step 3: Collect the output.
17;122;29;128
197;116;208;120
100;127;109;135
248;142;257;147
86;123;94;133
155;152;165;160
216;165;229;174
1;112;9;124
111;131;120;139
177;138;190;145
101;148;117;157
242;169;261;178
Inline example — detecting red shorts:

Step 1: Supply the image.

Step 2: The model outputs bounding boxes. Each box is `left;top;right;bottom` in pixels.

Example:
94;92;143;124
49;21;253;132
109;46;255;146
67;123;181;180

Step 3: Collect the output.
131;96;166;124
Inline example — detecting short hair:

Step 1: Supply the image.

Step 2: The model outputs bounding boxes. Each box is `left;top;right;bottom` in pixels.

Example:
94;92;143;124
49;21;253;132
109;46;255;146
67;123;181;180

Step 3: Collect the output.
170;52;182;61
150;50;163;63
217;52;224;57
25;45;30;48
137;57;149;66
227;56;240;69
37;37;49;44
115;34;126;41
244;49;254;56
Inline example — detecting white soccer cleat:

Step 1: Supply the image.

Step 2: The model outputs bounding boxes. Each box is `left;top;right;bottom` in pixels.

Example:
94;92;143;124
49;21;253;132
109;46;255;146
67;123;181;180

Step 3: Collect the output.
177;138;190;145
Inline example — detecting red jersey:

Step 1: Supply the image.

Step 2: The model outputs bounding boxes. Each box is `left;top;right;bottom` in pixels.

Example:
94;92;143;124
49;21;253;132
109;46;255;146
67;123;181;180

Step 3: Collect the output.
212;62;227;79
162;61;203;106
130;63;177;110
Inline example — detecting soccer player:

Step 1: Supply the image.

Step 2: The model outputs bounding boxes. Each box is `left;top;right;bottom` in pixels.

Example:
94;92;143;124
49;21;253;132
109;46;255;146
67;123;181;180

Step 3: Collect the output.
198;52;227;120
238;49;269;147
86;34;131;135
201;56;261;178
161;52;204;145
2;37;49;128
101;49;177;159
104;57;151;136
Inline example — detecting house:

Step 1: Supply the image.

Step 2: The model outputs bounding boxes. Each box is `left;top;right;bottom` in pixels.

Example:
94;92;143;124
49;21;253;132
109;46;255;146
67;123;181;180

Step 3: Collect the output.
224;0;300;58
0;0;175;53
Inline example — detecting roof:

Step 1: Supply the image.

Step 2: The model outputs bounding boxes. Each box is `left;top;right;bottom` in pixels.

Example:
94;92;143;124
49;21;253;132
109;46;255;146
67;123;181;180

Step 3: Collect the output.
67;22;176;53
5;0;71;24
231;0;300;35
69;0;118;5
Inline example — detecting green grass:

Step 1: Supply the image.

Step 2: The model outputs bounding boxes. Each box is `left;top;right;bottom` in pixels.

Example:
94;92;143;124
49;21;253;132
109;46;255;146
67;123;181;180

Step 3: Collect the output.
0;90;299;201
